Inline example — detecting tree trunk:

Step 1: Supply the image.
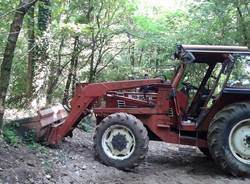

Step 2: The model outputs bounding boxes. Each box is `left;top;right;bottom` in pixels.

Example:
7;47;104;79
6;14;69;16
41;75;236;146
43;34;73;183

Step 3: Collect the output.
38;0;51;33
46;60;56;105
37;0;51;60
46;38;64;105
138;48;144;66
72;36;79;95
62;36;79;104
128;33;135;67
88;31;96;83
38;0;52;105
27;6;36;98
236;5;249;46
0;0;38;129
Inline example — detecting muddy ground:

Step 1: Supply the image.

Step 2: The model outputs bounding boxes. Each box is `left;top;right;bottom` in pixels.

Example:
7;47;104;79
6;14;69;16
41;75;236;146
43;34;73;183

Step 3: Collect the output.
0;128;249;184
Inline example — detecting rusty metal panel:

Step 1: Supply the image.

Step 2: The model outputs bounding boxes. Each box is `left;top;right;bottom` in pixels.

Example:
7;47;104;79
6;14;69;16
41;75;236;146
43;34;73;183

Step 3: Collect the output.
15;105;68;141
38;105;68;128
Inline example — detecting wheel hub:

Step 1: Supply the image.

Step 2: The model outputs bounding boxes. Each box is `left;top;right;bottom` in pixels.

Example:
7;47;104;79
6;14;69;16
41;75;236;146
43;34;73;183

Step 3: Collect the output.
229;119;250;164
246;136;250;146
111;133;128;151
101;125;136;160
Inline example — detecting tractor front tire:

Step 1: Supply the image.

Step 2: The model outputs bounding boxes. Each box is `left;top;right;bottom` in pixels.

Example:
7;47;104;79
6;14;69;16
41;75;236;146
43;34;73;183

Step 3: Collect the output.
93;113;148;170
208;102;250;176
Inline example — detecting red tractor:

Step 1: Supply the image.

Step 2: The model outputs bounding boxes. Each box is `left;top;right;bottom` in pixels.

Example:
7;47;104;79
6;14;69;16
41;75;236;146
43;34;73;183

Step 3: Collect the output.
19;45;250;176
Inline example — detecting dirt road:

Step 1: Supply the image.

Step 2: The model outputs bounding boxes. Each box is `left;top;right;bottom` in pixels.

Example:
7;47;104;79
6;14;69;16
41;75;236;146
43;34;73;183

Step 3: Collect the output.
0;129;249;184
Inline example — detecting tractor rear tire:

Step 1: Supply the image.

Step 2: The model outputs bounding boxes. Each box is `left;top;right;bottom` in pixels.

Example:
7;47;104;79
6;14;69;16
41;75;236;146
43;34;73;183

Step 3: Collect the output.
93;113;148;170
208;102;250;176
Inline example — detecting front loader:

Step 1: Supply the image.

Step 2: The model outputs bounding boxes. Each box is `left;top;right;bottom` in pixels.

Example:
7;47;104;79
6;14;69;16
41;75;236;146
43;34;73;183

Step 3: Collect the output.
18;45;250;176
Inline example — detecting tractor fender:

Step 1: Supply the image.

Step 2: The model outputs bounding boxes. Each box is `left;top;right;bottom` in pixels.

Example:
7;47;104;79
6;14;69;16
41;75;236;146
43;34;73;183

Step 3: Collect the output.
198;87;250;131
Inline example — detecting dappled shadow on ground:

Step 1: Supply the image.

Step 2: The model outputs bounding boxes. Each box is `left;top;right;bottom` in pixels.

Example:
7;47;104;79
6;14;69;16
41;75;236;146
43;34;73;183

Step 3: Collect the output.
146;148;224;176
0;129;249;184
62;131;247;184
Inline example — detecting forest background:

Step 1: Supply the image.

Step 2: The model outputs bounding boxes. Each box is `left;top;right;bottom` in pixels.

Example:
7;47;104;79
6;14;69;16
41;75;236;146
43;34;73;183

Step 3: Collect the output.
0;0;250;128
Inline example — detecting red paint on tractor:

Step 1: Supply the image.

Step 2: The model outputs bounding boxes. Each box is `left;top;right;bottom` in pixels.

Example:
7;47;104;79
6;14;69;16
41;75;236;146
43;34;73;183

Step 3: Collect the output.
17;44;250;151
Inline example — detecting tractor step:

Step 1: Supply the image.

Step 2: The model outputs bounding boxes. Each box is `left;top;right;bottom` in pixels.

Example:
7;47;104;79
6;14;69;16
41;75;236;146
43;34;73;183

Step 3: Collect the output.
156;123;170;128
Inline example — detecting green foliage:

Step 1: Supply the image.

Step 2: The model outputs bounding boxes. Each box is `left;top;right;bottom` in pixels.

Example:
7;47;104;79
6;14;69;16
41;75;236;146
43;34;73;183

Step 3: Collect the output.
2;123;21;145
7;57;29;108
21;129;37;144
231;57;250;83
28;142;48;154
1;0;250;107
78;114;95;132
38;0;52;32
2;121;38;147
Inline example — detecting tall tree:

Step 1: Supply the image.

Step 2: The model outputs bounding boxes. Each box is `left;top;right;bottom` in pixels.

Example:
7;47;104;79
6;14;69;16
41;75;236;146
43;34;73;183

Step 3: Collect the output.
62;36;80;105
37;0;52;105
234;1;250;46
0;0;38;129
27;5;36;98
46;37;65;104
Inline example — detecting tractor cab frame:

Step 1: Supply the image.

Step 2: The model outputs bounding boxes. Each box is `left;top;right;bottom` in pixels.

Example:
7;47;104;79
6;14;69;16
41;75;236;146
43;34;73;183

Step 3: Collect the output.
174;45;250;130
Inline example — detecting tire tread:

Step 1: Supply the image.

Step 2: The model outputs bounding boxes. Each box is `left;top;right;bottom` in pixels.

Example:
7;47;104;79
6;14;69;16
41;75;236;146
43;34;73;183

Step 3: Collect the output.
208;102;250;176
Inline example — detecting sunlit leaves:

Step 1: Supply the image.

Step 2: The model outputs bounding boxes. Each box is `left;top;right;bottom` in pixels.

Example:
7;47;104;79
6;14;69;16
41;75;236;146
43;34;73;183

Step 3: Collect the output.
1;0;250;107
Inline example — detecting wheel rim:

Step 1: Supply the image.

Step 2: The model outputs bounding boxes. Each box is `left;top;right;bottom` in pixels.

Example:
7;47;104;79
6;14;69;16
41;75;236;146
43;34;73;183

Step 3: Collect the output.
101;125;136;160
229;119;250;164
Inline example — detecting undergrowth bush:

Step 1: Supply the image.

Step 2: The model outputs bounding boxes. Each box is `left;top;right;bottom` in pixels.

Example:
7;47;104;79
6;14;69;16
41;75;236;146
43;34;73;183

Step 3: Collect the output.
3;121;37;146
78;114;95;132
2;123;21;145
